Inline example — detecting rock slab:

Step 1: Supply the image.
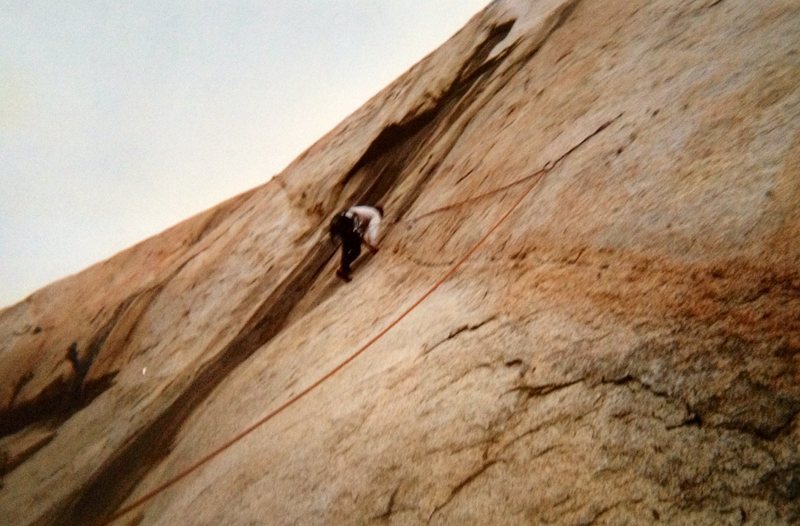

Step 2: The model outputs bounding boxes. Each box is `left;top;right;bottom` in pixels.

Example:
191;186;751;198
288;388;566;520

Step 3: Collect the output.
1;0;799;524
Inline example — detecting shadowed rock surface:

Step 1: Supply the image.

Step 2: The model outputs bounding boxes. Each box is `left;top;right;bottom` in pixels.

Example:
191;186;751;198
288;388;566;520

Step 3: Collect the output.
1;0;799;524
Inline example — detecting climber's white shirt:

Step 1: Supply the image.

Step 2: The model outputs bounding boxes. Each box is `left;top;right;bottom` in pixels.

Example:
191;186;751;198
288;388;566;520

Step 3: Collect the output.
345;206;382;245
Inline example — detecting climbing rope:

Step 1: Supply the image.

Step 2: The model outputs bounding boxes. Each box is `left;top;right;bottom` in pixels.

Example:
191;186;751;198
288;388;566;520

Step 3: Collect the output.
100;116;617;525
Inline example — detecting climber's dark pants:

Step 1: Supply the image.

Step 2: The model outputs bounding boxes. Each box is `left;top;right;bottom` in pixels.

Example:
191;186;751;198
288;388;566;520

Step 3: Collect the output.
339;234;361;275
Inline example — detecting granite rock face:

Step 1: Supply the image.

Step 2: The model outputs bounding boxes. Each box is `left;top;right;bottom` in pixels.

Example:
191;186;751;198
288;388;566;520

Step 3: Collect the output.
2;0;799;524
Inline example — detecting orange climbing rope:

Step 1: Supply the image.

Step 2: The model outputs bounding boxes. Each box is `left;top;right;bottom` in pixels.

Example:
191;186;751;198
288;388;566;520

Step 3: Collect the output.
101;117;617;525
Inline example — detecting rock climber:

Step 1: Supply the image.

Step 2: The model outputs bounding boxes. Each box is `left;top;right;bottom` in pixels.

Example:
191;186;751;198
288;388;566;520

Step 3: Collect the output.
329;204;384;282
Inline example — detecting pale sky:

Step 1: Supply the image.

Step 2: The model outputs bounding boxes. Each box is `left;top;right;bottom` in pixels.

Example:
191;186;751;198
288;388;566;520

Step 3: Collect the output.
0;1;489;307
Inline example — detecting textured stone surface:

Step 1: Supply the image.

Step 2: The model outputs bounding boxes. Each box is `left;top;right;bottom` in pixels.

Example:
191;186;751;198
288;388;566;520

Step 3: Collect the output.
1;0;799;524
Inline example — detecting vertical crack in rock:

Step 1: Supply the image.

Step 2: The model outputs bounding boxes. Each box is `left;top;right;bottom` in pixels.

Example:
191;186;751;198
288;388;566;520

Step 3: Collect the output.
331;19;518;220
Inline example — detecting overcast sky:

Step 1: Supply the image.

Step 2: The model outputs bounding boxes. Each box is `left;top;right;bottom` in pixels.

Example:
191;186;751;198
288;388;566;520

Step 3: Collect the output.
0;1;489;307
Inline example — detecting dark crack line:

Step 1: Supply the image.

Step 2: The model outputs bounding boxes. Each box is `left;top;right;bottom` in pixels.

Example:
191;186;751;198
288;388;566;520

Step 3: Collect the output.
600;374;671;400
599;374;704;433
423;316;498;356
496;404;598;458
428;459;504;523
507;378;585;399
665;412;703;431
764;409;800;440
374;485;400;521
